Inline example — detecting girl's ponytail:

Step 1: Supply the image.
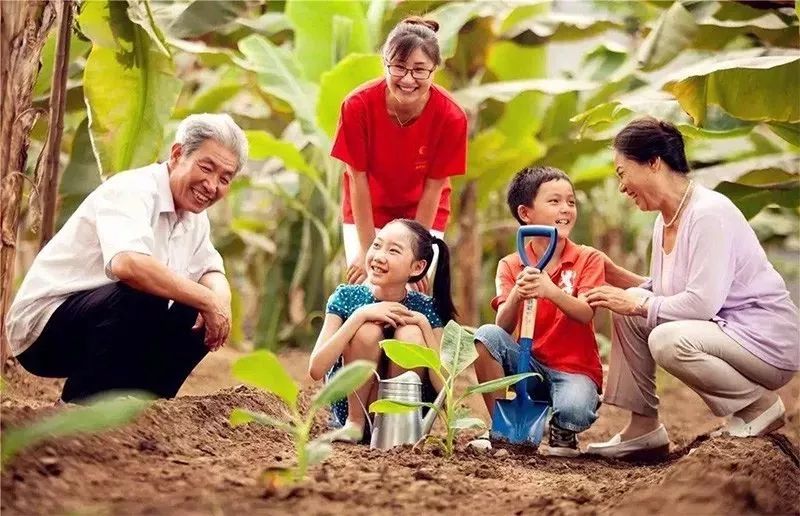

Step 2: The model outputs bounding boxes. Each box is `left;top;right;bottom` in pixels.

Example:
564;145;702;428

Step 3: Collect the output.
430;237;457;324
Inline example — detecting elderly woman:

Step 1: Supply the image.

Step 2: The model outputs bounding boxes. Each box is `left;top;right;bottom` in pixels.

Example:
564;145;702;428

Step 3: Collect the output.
585;117;799;460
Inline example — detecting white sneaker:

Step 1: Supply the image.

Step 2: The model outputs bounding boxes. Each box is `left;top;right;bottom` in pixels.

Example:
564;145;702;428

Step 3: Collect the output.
331;421;364;443
585;424;670;460
711;397;785;438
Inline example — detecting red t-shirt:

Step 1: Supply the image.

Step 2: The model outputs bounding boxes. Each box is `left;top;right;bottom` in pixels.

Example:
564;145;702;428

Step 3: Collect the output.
330;79;467;232
491;238;605;390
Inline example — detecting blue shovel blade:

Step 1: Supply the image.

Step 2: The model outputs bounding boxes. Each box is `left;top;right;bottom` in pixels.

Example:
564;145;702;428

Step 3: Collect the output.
490;394;550;445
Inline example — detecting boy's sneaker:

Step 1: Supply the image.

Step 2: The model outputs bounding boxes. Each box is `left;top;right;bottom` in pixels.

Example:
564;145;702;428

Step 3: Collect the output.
540;422;580;457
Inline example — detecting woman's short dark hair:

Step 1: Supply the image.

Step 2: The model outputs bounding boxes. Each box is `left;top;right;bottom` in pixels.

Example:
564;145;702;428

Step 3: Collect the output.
613;117;690;174
507;166;573;225
383;16;441;67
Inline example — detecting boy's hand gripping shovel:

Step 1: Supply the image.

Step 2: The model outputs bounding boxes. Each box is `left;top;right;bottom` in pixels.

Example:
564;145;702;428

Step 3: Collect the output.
490;225;558;445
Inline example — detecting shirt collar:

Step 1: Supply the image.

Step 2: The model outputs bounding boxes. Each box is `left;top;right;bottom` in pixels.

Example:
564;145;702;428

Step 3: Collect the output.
525;237;579;268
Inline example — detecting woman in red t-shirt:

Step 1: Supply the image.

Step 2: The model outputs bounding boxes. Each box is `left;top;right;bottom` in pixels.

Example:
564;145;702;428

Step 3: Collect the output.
331;16;468;289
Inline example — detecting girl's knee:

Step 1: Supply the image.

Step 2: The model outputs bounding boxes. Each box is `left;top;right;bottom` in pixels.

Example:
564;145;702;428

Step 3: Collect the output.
347;323;384;357
394;324;424;343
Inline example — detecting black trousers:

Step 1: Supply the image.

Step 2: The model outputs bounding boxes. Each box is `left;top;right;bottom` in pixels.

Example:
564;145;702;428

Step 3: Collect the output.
17;283;208;403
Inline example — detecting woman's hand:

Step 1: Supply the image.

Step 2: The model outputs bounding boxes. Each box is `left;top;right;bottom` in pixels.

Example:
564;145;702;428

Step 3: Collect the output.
354;302;412;328
516;267;560;301
586;286;642;316
347;250;367;284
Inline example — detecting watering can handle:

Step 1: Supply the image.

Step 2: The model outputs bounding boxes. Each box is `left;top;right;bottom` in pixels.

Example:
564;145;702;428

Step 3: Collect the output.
514;225;558;398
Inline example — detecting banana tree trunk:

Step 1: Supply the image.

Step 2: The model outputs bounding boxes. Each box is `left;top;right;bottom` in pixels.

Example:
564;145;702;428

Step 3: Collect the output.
0;0;56;370
454;180;479;327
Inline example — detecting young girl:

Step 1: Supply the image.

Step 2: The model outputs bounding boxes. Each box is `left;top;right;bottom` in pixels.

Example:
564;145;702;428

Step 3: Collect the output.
473;166;605;457
331;16;468;290
308;219;457;441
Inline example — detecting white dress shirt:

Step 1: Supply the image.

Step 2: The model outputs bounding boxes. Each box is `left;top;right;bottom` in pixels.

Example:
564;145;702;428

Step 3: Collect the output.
6;162;224;356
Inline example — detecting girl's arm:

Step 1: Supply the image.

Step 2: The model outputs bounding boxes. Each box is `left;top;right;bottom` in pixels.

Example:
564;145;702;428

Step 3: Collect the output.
414;177;446;229
347;167;376;283
309;311;366;380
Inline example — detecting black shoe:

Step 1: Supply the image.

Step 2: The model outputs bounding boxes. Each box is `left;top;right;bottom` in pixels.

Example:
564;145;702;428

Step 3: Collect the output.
541;421;580;457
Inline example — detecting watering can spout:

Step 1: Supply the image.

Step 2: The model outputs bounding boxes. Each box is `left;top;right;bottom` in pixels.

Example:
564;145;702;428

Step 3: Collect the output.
421;388;447;435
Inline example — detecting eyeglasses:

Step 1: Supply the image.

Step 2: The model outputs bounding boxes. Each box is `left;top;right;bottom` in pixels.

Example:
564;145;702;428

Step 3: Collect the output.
386;64;434;80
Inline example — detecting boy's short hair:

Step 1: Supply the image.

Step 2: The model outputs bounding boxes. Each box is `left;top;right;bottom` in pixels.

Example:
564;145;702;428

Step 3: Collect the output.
507;166;572;225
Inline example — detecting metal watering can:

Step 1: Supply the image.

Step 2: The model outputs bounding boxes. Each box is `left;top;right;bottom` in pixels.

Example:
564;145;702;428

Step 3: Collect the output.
369;371;446;450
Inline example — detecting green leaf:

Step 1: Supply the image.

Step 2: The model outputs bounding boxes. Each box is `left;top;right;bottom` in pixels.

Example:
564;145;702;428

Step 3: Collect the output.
167;0;248;38
285;0;371;81
34;31;91;96
766;122;800;147
369;399;434;414
126;0;171;56
229;408;294;433
693;153;799;189
428;2;493;61
311;360;376;411
453;78;598;113
305;440;333;466
503;12;625;42
58;118;102;228
715;180;800;219
466;372;541;396
380;340;442;372
439;321;477;378
663;54;800;125
236;35;319;134
316;53;383;138
80;1;182;175
451;417;485;430
245;130;317;178
637;2;700;71
232;351;299;409
2;393;151;465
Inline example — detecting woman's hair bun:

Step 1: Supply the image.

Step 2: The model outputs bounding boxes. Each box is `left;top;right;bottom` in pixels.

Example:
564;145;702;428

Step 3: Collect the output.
402;16;439;33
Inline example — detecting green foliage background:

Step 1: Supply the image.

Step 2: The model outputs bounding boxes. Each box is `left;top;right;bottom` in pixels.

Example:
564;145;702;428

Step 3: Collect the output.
21;0;800;351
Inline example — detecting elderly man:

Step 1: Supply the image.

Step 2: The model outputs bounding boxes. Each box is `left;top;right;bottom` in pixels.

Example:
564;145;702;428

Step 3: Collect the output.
6;113;248;403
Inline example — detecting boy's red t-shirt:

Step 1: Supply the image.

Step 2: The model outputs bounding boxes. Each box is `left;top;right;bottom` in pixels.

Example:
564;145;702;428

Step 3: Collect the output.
491;238;605;390
330;79;467;232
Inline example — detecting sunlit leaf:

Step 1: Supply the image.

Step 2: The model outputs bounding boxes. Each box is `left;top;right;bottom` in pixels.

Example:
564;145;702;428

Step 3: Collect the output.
439;321;477;378
232;351;299;409
715;180;800;219
167;0;248;39
504;12;625;42
454;78;598;114
637;2;699;71
693;153;799;189
380;340;441;372
2;393;151;466
311;360;376;411
316;53;383;138
466;373;540;395
58;118;101;228
246;130;317;178
369;399;434;414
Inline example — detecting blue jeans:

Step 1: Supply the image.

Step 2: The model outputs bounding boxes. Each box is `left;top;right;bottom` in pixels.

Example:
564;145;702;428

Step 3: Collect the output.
474;324;600;433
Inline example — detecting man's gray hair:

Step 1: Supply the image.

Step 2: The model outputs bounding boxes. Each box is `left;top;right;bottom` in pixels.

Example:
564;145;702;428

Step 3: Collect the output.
174;113;249;173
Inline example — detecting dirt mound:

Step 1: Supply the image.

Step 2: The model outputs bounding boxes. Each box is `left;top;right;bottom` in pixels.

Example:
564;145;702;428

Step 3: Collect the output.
2;351;799;515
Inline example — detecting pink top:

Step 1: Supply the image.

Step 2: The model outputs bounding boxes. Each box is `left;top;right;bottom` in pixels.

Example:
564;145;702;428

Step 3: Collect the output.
643;185;799;371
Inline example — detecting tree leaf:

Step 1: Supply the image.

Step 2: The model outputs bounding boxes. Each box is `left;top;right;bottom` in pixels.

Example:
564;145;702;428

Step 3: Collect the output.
766;122;800;147
80;1;182;176
167;0;248;39
380;340;441;372
503;12;625;42
637;2;699;71
2;393;151;466
466;372;541;395
58;118;102;228
451;417;485;430
229;408;294;433
662;54;800;125
715;180;800;219
439;321;478;378
427;2;495;61
453;78;598;114
236;34;319;134
126;0;171;56
369;399;434;414
245;130;317;178
232;351;299;409
316;53;383;138
693;153;799;189
285;0;371;81
311;360;376;411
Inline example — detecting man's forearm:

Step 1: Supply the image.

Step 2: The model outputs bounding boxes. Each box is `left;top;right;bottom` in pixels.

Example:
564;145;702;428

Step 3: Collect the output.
199;271;231;304
111;252;214;311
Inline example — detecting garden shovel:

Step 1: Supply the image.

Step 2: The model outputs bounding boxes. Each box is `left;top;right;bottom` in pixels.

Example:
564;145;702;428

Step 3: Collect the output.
490;225;558;445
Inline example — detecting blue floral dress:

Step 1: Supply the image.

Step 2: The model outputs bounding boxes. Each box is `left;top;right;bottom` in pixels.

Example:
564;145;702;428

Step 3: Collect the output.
324;284;443;429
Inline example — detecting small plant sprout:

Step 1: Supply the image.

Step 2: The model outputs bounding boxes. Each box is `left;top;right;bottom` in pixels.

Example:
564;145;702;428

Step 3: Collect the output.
229;351;376;482
370;321;539;457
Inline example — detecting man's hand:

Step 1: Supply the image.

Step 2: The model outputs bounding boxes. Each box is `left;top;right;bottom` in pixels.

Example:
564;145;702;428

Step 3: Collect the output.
347;250;368;284
515;267;560;300
194;293;232;351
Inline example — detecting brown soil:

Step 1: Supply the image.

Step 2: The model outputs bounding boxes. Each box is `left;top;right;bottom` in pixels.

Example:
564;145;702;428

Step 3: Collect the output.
2;348;798;516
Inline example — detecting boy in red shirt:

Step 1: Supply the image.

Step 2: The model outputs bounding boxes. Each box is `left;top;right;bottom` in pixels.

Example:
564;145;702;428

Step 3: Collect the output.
474;166;605;457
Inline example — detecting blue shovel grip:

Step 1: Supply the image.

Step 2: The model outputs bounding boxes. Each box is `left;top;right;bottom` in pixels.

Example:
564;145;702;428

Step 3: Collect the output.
514;225;558;398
